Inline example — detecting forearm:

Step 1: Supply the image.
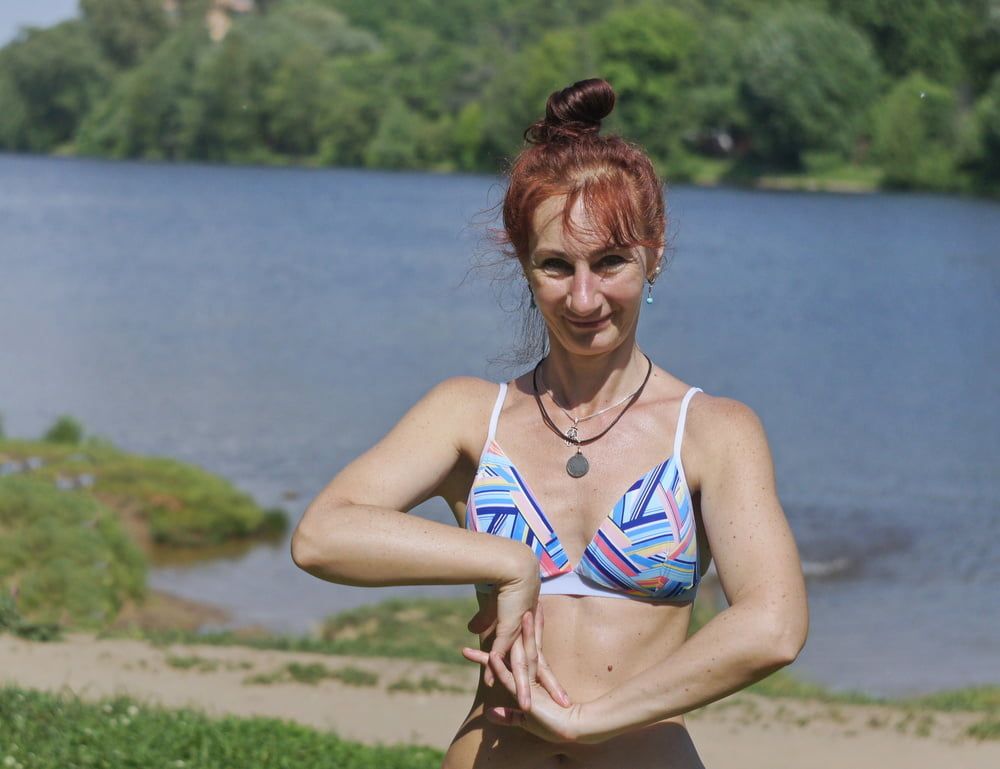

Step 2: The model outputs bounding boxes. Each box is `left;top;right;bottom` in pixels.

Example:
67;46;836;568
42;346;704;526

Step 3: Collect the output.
291;502;533;588
578;600;804;742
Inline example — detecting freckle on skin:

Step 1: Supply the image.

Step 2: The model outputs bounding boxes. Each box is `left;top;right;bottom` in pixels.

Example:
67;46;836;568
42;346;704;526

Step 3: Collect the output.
607;664;613;672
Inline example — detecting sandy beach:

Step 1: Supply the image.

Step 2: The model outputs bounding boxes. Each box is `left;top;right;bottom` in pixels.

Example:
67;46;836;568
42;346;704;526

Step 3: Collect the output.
1;630;996;769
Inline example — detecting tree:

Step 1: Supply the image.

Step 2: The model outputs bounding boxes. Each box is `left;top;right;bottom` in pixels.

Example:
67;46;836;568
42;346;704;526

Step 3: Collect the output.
178;28;262;161
871;72;961;190
961;73;1000;190
0;21;110;151
827;0;964;86
80;0;170;68
262;46;328;156
959;0;1000;97
736;7;883;166
591;4;702;164
478;28;592;165
76;26;209;159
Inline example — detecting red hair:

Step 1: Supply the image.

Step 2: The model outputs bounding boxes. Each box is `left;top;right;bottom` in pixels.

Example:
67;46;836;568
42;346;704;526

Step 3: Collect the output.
497;78;666;263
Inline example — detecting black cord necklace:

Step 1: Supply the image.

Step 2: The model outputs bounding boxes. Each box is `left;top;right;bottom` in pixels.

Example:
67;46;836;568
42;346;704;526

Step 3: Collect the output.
532;353;653;478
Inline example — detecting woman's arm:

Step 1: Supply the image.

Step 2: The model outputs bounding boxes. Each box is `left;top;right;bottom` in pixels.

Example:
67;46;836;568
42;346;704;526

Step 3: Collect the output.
291;377;532;586
290;376;544;703
573;396;809;741
472;396;809;742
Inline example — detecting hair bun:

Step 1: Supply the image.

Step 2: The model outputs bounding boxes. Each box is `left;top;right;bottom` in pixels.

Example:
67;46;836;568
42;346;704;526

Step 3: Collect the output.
524;78;616;145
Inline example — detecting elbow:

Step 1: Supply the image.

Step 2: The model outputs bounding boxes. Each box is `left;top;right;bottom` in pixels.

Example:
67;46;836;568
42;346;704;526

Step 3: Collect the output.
764;609;809;668
289;502;344;577
289;519;321;574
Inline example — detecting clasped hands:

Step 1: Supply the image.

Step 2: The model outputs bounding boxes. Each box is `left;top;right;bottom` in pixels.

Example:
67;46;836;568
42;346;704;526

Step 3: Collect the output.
462;603;587;744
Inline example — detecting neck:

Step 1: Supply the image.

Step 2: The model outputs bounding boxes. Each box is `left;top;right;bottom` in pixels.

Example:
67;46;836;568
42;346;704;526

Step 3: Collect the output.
538;339;647;413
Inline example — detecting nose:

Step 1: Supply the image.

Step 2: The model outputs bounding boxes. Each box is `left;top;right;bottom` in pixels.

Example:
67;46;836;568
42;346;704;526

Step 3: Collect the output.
568;262;601;315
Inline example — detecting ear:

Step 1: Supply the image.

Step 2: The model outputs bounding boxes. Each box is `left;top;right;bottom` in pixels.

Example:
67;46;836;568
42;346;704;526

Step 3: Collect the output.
647;246;665;282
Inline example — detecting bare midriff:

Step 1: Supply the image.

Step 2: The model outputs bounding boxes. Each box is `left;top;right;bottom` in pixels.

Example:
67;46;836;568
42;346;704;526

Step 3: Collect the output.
443;593;707;769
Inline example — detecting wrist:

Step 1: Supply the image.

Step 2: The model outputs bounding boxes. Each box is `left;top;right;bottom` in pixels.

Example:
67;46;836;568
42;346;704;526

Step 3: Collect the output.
494;541;539;588
572;698;617;744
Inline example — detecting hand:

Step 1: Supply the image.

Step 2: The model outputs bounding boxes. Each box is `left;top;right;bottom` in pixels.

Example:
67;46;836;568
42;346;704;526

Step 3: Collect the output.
464;605;573;731
467;599;570;709
464;609;582;743
466;549;539;698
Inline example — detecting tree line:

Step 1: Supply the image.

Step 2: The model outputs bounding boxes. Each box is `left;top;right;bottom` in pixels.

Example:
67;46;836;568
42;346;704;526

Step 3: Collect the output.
1;0;998;195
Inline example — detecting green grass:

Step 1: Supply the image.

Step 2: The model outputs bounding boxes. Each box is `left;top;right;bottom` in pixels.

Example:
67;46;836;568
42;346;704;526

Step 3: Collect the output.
329;666;380;687
318;597;481;664
0;434;288;547
906;686;1000;713
164;655;252;674
388;676;466;695
967;717;1000;740
0;476;146;630
243;662;379;687
166;655;220;673
0;686;442;768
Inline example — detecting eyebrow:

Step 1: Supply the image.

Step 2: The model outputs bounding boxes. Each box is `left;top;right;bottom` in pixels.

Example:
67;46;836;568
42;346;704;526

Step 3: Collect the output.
532;246;624;258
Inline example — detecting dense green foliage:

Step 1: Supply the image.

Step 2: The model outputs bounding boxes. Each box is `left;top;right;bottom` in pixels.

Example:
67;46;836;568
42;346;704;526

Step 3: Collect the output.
0;476;146;629
0;687;445;767
0;0;997;193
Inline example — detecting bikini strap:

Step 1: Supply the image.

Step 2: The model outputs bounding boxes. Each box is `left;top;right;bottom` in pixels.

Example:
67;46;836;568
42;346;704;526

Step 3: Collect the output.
673;386;703;459
486;382;508;444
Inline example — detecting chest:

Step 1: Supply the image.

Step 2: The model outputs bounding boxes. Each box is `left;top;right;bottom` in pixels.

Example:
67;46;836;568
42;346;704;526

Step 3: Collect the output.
469;414;690;568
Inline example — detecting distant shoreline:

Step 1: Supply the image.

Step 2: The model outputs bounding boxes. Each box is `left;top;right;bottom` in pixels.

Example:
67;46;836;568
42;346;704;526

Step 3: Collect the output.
8;149;998;201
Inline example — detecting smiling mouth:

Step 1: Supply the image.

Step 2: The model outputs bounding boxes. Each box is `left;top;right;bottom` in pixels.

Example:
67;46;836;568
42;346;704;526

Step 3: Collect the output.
565;316;611;330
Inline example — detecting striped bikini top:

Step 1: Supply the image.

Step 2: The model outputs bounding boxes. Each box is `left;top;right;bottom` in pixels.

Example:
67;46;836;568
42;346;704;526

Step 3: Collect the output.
465;384;703;603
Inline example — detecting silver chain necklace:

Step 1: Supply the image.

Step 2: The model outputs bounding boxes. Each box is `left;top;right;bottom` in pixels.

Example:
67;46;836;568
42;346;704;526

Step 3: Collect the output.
537;369;647;446
532;354;654;478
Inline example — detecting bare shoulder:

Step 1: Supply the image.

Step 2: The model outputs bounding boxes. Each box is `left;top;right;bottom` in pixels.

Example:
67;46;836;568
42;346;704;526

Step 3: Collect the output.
682;391;773;491
417;375;503;458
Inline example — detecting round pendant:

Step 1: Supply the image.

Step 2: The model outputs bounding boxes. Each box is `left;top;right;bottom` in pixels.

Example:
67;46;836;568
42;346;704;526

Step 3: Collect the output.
566;452;590;478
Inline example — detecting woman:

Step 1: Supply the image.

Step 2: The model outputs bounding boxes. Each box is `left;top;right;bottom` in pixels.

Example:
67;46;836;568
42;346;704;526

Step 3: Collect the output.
291;78;808;768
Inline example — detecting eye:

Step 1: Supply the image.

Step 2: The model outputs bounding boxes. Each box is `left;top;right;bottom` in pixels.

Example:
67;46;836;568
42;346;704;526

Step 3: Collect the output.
539;258;572;274
596;254;628;271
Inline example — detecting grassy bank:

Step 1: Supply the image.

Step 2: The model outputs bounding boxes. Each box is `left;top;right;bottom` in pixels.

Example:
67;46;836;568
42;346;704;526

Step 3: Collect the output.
0;687;443;769
0;476;145;633
0;415;288;635
0;432;287;549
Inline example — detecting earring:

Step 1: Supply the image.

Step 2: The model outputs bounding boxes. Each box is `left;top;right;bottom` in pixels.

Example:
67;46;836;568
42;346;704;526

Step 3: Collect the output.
645;261;662;305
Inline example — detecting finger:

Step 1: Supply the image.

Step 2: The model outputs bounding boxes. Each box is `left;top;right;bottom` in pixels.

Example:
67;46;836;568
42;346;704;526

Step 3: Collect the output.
467;608;497;637
485;707;525;727
532;603;571;707
462;647;490;665
521;611;538;688
509;634;532;710
536;656;572;707
488;627;518;689
489;649;517;696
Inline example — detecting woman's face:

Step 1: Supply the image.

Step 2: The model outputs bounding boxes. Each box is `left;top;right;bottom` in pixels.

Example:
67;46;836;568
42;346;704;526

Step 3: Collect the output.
524;193;660;357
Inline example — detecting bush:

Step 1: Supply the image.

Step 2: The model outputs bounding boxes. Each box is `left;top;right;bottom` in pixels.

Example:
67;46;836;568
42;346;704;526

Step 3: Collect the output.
42;415;84;445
